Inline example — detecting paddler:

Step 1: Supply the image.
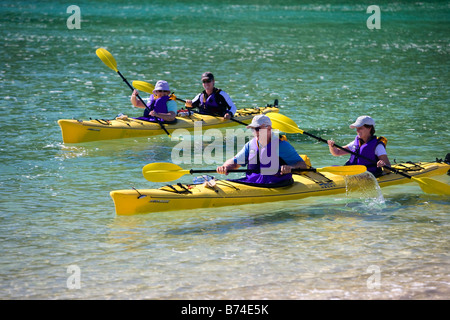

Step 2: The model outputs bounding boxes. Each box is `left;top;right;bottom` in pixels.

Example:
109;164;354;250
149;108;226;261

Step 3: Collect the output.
216;114;307;187
184;72;236;120
130;80;177;123
327;115;391;177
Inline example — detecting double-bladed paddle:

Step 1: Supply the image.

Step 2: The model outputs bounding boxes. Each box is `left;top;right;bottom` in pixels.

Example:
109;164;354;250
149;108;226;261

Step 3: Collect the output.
267;112;450;196
95;48;171;137
142;162;367;182
132;80;248;126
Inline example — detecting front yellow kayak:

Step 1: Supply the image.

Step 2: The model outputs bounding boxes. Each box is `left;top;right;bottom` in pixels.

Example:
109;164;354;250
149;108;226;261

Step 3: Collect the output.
110;159;450;215
58;106;279;143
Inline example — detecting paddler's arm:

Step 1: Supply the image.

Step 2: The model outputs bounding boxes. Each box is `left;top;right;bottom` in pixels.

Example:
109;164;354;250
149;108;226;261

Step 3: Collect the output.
184;99;198;116
280;160;307;175
217;158;241;175
327;139;351;156
149;110;176;121
184;99;193;108
131;90;146;109
219;91;236;121
376;144;391;172
217;142;249;175
149;100;177;121
278;140;308;175
185;93;201;110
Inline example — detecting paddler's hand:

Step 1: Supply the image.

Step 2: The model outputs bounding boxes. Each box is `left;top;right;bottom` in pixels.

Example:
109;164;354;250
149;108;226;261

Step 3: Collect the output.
327;139;343;156
327;139;335;148
149;110;157;117
185;100;193;108
216;165;229;175
131;89;140;107
223;113;232;120
280;165;292;175
377;160;386;167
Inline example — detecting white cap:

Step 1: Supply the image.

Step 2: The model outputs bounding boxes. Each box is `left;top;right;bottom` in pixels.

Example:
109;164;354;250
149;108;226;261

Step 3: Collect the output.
349;115;375;128
153;80;170;93
247;114;272;128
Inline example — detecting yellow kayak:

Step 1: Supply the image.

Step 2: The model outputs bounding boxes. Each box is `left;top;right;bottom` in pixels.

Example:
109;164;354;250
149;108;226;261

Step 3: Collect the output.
110;158;450;215
58;105;279;143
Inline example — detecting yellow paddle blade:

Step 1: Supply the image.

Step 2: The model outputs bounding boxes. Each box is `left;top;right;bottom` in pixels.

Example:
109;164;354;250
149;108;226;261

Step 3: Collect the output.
132;80;155;94
317;165;367;176
413;177;450;195
96;48;118;72
267;113;304;134
142;162;190;182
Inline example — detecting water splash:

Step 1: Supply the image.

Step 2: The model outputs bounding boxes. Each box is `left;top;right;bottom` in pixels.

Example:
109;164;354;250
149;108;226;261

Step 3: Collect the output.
343;172;386;212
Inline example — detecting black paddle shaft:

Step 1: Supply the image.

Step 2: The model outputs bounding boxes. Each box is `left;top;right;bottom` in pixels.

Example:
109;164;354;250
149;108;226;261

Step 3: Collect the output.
189;168;319;174
305;130;410;179
174;93;247;126
184;107;247;126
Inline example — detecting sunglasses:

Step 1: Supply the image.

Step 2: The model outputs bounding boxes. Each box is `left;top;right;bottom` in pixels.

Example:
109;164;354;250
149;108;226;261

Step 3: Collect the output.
202;79;212;83
155;90;169;93
253;126;269;132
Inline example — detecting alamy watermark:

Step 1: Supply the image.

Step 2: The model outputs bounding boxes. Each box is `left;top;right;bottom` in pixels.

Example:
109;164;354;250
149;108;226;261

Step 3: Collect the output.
66;5;380;30
367;5;381;29
67;265;81;289
170;122;280;175
366;265;381;289
66;5;81;29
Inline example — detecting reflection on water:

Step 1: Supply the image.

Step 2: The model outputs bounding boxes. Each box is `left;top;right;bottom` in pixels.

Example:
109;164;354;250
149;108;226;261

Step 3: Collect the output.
101;193;448;299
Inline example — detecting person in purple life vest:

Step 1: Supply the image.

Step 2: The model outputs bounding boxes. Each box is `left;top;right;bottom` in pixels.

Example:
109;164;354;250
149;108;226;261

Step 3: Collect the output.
327;115;391;177
185;72;236;120
217;115;307;187
130;80;177;123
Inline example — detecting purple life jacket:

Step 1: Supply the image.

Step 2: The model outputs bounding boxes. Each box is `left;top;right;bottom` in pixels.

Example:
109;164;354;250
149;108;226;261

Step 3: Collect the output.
135;95;175;123
198;88;229;116
144;95;169;116
345;135;385;176
234;138;293;186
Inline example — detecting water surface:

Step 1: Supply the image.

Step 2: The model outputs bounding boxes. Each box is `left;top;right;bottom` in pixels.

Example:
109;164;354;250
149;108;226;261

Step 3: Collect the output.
0;0;449;300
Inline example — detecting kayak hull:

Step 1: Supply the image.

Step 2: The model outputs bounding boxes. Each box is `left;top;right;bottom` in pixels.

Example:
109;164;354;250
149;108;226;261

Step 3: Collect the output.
110;160;450;215
58;106;278;143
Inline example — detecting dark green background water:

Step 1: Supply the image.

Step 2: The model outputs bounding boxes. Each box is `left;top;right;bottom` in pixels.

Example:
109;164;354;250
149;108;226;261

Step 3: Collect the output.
0;1;449;299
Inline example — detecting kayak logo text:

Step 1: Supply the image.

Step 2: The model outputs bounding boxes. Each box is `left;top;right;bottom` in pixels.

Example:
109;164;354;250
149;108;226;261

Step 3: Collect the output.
170;121;280;175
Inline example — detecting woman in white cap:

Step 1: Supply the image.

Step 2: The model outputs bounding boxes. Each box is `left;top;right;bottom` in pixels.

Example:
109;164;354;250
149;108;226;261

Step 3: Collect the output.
130;80;177;123
217;114;307;187
327;115;390;177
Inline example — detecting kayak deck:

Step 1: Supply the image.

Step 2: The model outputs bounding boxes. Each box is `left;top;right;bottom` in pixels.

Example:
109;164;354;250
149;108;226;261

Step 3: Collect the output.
110;160;450;215
58;106;279;143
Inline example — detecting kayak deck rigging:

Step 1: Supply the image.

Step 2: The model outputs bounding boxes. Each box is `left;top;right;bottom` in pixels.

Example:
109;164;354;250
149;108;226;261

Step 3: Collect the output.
58;105;279;143
111;158;450;215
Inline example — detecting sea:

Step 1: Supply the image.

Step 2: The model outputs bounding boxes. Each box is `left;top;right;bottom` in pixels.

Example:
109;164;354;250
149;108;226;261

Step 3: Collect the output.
0;0;449;302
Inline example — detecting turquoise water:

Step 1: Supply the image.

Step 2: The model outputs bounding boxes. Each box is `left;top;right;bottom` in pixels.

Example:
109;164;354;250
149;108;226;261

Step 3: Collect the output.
0;1;449;300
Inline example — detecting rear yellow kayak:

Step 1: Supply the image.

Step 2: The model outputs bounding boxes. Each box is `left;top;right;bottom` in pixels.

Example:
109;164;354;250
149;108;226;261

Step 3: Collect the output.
58;106;279;143
110;159;450;215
